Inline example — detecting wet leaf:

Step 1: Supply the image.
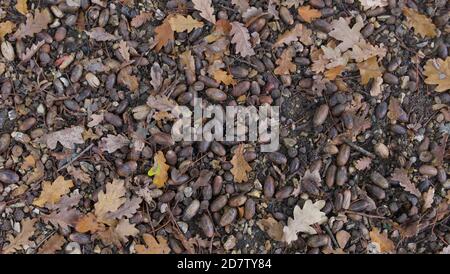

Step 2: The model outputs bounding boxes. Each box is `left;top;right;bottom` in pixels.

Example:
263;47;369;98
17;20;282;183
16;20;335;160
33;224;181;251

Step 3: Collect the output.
230;144;252;183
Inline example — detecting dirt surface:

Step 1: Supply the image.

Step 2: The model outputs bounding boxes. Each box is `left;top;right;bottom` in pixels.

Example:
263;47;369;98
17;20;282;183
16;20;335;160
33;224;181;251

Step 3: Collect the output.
0;0;449;254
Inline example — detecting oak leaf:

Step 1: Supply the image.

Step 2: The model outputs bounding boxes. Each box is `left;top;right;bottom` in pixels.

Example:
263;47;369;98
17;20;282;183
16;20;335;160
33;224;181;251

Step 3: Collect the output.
213;69;236;85
148;151;170;188
0;21;16;40
273;24;312;48
118;40;130;61
422;187;435;212
153;19;174;52
348;40;386;63
146;94;177;111
115;219;139;243
359;0;388;10
403;7;436;38
257;217;284;241
274;47;296;75
329;16;364;52
423;57;450;92
324;65;345;80
168;15;204;33
117;66;139;91
85;27;118;41
150;62;163;91
14;9;51;39
369;227;395;253
105;197;142;220
45;126;85;150
2;218;36;254
231;0;250;14
131;12;152;28
94;179;127;222
15;0;28;15
387;97;407;123
357;56;382;85
135;234;171;254
180;49;196;79
20;39;45;63
37;234;65;254
355;156;372;171
192;0;216;24
75;213;102;233
230;21;255;57
390;168;420;197
33;176;74;207
283;199;327;244
99;134;129;153
230;144;252;183
297;5;321;23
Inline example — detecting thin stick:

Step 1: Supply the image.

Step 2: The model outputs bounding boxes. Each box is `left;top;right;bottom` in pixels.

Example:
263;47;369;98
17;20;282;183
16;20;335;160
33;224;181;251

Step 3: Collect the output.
57;144;94;172
344;210;386;219
343;139;376;159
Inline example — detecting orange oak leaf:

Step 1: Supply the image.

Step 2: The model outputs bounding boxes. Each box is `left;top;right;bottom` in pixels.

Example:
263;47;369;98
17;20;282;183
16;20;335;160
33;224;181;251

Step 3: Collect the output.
274;47;296;75
153;19;174;52
297;5;321;23
33;176;74;207
403;7;436;38
135;234;171;254
357;56;382;85
423;57;450;92
369;227;395;253
230;144;252;183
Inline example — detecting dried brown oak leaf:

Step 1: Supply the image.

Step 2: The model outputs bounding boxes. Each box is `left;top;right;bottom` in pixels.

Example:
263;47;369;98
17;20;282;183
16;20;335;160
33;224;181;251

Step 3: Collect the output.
355;156;372;171
230;21;255;57
118;40;130;62
387;97;407;123
357;56;382;85
146;94;177;111
348;40;386;63
20;39;45;63
274;47;296;75
105;197;142;220
94;179;127;223
15;0;28;15
283;199;327;244
180;49;196;78
273;23;312;48
135;234;171;254
14;9;51;39
131;12;152;28
403;7;437;38
45;126;84;150
193;0;216;24
153;19;174;52
423;57;450;92
359;0;388;10
369;227;395;253
150;62;163;91
148;151;170;188
390;168;421;197
422;187;435;212
37;234;65;254
118;66;139;91
2;218;36;254
33;176;74;207
329;16;364;52
0;21;16;40
257;216;284;241
169;14;204;33
87;113;104;127
297;5;321;23
85;27;118;41
230;144;252;183
232;0;250;15
99;134;129;153
114;219;139;243
213;69;236;85
75;213;103;233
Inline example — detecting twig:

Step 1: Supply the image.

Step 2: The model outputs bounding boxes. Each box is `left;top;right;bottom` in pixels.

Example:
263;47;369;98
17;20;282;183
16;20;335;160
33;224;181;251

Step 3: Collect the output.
343;139;376;159
57;144;94;172
324;224;340;248
344;210;386;219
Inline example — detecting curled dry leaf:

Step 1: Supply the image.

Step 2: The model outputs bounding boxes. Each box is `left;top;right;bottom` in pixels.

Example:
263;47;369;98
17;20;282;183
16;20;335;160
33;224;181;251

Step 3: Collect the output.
148;151;170;188
131;12;152;28
2;218;36;254
423;57;450;92
45;126;85;150
192;0;216;24
274;47;296;75
230;144;252;183
14;9;51;39
135;234;171;254
390;168;421;197
99;134;129;153
403;7;437;38
169;15;204;33
297;5;321;23
422;187;435;212
230;21;255;57
283;199;327;244
150;62;163;91
33;176;74;207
